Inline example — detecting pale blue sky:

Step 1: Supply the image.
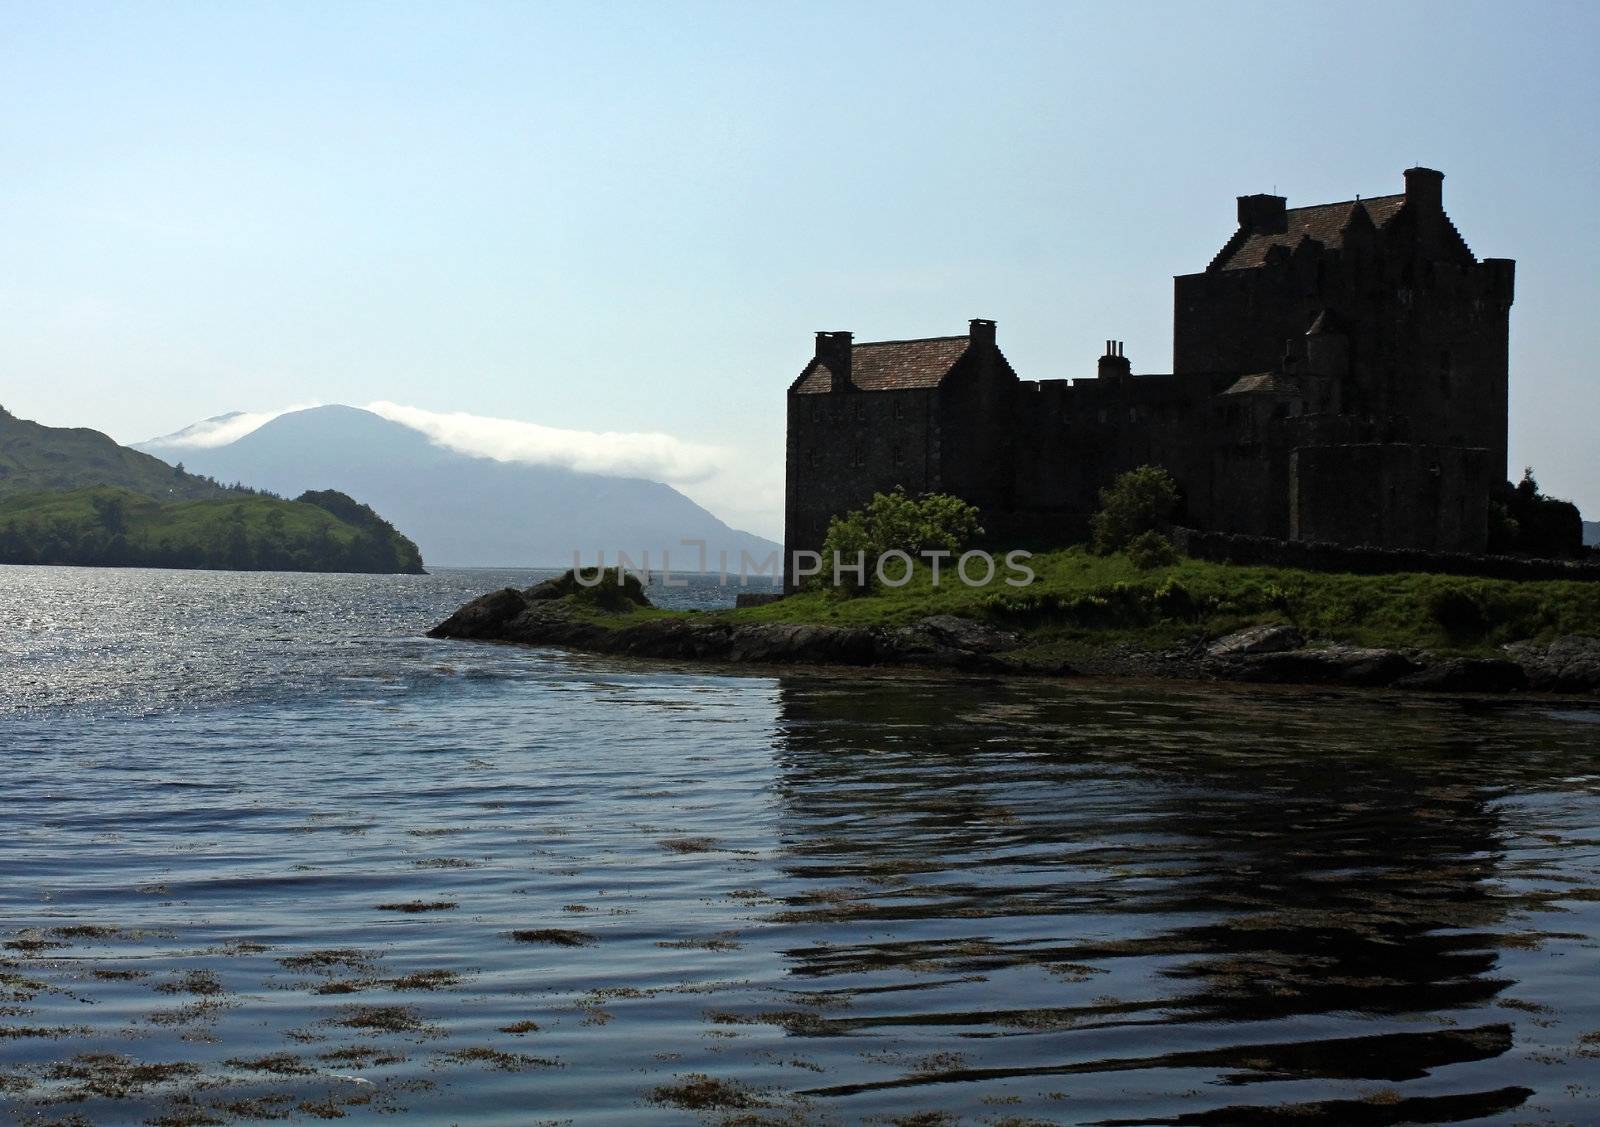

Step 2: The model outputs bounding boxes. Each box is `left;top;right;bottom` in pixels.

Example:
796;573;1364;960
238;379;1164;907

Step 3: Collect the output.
2;0;1596;538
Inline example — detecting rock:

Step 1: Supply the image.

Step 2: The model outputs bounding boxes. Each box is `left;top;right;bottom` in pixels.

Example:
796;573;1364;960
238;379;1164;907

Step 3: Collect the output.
1504;636;1600;693
879;616;1019;670
1233;645;1419;687
901;615;1018;653
1395;658;1528;694
428;587;527;639
1205;624;1304;659
726;623;879;665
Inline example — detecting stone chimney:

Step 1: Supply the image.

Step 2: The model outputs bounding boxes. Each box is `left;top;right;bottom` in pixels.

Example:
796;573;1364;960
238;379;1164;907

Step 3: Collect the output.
814;331;853;392
1237;193;1287;233
1404;167;1444;212
1098;340;1131;382
968;318;996;348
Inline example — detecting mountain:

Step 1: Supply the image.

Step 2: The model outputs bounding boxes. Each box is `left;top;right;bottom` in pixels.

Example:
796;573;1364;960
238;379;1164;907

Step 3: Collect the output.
139;405;780;568
1585;521;1599;548
0;404;227;501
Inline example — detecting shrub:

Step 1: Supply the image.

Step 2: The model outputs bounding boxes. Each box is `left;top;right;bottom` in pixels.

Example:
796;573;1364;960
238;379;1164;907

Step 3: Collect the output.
532;568;651;611
1152;576;1197;620
1126;530;1178;570
818;488;983;594
1091;466;1180;554
1428;585;1487;640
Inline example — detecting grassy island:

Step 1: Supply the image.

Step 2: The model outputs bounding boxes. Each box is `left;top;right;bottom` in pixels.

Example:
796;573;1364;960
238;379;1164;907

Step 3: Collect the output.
432;477;1599;693
721;548;1600;662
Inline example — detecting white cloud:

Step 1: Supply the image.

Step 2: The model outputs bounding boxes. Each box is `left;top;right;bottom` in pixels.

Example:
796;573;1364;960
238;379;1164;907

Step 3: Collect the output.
365;401;726;484
147;403;322;448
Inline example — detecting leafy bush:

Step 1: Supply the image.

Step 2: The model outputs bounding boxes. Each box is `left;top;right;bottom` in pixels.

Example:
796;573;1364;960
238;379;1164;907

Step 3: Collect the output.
1428;586;1488;640
818;488;982;594
1091;466;1180;554
1126;530;1178;570
532;568;651;612
1152;576;1197;620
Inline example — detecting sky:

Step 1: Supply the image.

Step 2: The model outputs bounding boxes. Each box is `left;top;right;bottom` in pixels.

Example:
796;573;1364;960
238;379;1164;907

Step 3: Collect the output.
2;0;1596;540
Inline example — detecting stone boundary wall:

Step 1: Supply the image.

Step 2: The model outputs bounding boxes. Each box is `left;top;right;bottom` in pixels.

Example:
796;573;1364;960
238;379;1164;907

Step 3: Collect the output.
734;592;790;609
1172;527;1600;582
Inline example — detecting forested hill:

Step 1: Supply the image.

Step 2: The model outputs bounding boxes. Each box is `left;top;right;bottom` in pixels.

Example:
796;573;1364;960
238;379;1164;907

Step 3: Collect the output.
0;405;231;500
0;487;424;574
0;406;424;573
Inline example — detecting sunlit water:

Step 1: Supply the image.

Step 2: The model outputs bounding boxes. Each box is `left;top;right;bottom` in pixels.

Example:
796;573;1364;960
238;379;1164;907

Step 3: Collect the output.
2;564;1599;1126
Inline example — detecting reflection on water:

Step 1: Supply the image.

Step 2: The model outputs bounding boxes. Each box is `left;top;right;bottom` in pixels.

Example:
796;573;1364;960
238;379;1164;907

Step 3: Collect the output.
765;681;1597;1123
1;566;1599;1124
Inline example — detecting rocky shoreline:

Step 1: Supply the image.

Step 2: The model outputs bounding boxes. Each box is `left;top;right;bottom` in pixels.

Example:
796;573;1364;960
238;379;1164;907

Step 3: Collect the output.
429;581;1600;697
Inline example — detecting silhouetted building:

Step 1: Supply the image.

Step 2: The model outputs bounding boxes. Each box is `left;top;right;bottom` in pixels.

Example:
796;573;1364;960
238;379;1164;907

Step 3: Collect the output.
785;168;1514;567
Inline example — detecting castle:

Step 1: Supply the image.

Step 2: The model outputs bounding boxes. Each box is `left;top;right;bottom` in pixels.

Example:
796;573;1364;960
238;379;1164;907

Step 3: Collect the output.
784;168;1516;571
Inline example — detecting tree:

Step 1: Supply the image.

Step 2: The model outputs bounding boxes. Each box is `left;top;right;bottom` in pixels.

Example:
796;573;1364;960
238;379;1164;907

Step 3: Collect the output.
1091;466;1180;555
90;493;127;536
819;488;982;593
1488;466;1583;558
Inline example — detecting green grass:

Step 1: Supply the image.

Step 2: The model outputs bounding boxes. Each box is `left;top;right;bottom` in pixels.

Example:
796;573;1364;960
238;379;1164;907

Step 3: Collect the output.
713;548;1600;657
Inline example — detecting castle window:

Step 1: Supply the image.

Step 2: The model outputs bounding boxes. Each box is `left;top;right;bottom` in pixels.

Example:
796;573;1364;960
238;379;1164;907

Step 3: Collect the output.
851;443;863;468
892;443;904;466
893;397;904;419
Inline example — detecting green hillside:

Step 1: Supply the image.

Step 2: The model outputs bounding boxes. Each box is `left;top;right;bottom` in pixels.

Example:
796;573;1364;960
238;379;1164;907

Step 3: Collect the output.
0;487;424;574
0;405;424;573
0;405;229;500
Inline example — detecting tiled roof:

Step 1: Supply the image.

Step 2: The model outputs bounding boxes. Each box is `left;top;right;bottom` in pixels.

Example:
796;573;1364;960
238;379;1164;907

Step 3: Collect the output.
792;336;971;394
1216;195;1408;271
1220;372;1304;397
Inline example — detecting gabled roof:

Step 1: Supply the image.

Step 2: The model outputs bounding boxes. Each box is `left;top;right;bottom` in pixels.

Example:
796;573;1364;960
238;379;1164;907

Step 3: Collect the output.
1213;195;1408;271
791;336;972;394
1220;372;1304;397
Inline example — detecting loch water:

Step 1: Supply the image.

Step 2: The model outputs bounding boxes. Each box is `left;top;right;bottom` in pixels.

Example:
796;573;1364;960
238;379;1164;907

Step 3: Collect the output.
2;564;1599;1126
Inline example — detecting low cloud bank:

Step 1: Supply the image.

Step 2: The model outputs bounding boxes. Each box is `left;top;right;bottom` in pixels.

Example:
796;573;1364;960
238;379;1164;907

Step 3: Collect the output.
148;404;322;449
365;401;724;484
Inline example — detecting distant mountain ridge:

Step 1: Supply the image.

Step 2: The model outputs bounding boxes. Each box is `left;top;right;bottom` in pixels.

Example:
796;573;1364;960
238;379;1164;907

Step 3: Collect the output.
139;405;780;568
